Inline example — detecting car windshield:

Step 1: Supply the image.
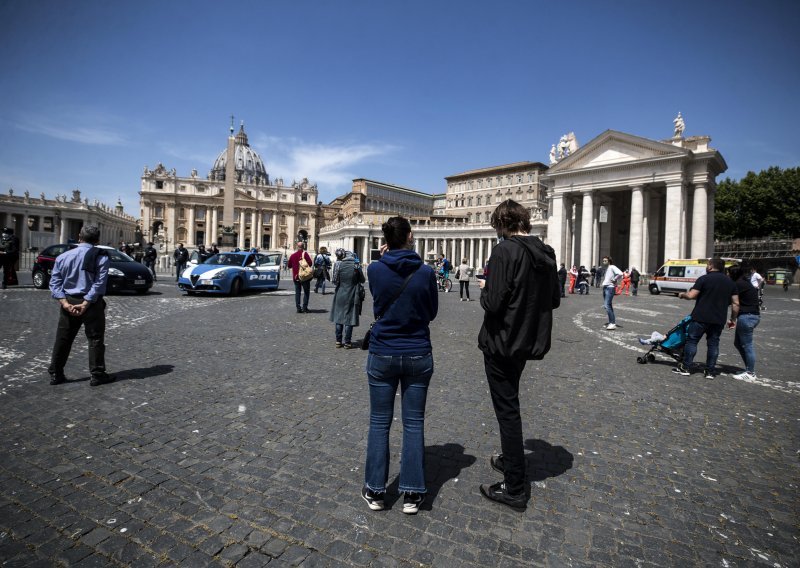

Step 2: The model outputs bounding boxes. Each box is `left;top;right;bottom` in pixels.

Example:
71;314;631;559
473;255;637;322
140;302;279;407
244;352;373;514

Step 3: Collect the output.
106;250;133;262
205;254;246;266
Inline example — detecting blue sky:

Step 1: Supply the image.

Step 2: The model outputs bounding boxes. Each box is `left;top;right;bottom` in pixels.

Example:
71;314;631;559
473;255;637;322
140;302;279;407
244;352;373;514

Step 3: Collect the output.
1;0;798;216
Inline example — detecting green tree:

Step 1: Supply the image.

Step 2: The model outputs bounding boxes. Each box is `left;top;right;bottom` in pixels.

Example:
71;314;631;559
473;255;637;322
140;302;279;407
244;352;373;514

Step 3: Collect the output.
714;166;800;239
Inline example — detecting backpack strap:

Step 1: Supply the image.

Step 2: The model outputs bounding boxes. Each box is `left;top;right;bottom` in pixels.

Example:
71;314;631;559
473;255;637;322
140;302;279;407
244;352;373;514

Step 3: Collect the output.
375;266;421;321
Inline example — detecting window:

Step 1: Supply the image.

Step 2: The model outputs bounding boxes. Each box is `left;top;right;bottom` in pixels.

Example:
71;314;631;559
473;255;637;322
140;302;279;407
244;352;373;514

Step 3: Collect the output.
517;174;523;184
196;209;206;221
667;266;686;278
179;208;186;220
468;197;473;207
155;180;164;189
281;194;287;200
477;179;483;189
246;212;252;224
477;196;482;206
301;193;308;202
280;215;287;225
154;205;163;218
197;185;206;193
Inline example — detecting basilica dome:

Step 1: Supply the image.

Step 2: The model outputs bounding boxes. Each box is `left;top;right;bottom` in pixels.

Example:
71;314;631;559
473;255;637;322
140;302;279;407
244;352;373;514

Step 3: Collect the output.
209;123;269;185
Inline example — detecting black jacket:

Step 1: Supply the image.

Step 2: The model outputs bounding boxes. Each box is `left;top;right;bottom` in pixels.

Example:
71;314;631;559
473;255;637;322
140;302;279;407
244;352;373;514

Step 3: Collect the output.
478;236;560;360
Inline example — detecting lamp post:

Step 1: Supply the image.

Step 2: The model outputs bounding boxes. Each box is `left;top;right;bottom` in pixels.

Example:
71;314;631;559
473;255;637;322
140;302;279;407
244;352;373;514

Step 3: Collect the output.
26;216;35;252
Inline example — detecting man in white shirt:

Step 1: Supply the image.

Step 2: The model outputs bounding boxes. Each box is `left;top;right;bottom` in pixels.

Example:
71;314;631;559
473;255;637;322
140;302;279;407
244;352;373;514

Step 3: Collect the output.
749;268;764;289
601;256;623;330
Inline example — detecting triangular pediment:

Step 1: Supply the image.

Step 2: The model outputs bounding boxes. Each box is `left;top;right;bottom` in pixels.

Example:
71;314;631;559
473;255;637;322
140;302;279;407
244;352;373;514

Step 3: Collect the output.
548;130;689;173
234;188;259;200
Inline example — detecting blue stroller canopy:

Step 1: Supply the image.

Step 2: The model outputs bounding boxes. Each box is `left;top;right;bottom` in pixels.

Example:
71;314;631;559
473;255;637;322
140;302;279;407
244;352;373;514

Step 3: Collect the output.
661;315;692;350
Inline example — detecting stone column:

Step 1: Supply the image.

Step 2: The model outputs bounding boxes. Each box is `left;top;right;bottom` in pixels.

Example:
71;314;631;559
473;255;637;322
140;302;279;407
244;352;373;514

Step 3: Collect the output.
579;191;594;268
664;181;683;261
478;239;485;269
211;207;219;245
272;211;280;249
59;217;68;243
238;210;246;249
690;183;708;258
641;191;650;272
548;195;565;265
187;206;196;247
707;186;715;258
469;239;475;268
628;186;644;271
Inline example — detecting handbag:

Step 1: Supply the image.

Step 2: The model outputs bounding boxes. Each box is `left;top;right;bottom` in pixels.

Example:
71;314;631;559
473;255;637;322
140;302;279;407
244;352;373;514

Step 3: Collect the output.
361;266;421;350
298;256;314;282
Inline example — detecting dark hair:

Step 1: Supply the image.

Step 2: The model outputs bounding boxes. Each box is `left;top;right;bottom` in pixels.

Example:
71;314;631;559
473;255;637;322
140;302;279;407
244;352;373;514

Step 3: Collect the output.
381;216;411;250
709;258;725;272
728;265;744;280
603;256;613;264
490;200;531;238
78;225;100;244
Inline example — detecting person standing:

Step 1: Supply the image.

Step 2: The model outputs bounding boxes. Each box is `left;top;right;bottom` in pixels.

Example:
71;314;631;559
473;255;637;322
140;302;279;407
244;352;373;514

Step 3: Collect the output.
197;244;210;263
456;258;471;301
143;241;158;281
630;266;641;296
47;225;115;387
673;258;739;379
568;265;578;294
173;243;189;282
601;256;623;329
478;200;560;511
287;241;313;313
557;263;567;298
0;227;20;289
314;247;332;295
330;249;364;348
728;266;760;380
362;216;438;515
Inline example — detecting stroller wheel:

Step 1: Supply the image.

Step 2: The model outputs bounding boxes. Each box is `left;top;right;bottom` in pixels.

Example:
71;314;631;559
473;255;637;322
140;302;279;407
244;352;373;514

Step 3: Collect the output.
646;353;656;363
637;356;646;364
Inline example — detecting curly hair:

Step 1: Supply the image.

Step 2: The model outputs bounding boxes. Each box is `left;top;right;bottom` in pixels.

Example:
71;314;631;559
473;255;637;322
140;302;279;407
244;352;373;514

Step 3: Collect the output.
490;200;531;239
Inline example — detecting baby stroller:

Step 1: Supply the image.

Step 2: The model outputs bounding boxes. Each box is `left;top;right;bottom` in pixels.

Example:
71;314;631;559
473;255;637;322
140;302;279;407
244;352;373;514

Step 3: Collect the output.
636;315;692;364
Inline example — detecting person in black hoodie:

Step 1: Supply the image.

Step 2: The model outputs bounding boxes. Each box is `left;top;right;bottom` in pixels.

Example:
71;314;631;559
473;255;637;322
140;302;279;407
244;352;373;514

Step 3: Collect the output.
361;216;438;515
478;199;560;511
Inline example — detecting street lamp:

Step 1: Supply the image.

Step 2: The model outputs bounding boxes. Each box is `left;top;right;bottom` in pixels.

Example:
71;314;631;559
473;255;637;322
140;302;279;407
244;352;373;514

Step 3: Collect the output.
26;216;35;252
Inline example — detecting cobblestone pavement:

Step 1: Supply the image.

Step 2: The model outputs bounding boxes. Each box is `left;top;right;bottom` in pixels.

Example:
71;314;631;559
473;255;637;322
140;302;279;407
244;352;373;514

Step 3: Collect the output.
1;272;798;567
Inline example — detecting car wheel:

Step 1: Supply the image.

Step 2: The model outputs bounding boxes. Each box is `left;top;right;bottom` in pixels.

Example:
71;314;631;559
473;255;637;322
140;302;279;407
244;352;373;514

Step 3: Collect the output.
229;278;242;297
649;284;660;295
32;270;47;289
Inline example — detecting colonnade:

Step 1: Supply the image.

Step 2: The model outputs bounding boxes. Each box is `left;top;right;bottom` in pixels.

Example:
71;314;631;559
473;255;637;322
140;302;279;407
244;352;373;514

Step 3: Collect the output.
413;235;497;270
548;181;714;273
170;204;308;251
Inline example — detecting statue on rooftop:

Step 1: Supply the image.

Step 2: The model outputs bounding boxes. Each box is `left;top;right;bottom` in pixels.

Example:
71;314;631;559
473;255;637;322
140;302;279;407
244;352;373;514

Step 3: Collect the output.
673;112;685;138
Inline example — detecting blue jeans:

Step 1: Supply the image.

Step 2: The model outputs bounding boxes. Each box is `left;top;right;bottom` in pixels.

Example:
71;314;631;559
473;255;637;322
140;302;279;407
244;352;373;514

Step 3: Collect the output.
365;353;433;494
603;286;616;323
734;313;760;372
294;279;310;310
335;323;353;344
683;321;724;371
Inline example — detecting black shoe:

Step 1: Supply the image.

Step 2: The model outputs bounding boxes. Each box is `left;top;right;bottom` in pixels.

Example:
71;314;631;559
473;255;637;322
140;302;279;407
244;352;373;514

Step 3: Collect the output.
343;343;353;349
704;369;715;380
89;374;116;387
479;481;527;511
50;375;67;385
672;364;691;376
402;492;424;515
490;454;505;474
302;308;309;313
297;308;303;313
361;487;385;511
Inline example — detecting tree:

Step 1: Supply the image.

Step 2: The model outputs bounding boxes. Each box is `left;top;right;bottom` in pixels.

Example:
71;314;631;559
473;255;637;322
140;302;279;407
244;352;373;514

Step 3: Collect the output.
714;166;800;239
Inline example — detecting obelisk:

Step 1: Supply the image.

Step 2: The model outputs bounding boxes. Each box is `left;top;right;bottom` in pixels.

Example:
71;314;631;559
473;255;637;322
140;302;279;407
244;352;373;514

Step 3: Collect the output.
221;118;237;248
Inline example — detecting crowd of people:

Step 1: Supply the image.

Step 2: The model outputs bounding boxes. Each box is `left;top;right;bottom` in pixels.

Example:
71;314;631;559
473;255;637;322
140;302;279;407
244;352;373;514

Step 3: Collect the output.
32;197;777;517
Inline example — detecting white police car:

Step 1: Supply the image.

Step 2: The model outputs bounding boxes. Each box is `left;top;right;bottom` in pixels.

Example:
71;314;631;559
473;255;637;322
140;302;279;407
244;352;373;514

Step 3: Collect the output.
178;251;282;296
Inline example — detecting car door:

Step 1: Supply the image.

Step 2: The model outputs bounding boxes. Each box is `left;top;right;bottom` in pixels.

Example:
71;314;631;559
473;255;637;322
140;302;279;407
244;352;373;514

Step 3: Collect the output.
256;253;281;288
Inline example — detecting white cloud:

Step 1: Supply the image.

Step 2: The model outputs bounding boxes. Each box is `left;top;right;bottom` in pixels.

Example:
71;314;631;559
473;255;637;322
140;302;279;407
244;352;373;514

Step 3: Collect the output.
15;111;128;146
254;134;398;193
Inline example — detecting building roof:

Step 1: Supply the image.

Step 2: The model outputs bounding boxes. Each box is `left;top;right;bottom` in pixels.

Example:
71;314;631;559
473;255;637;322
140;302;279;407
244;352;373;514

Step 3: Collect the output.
354;178;435;199
445;161;548;180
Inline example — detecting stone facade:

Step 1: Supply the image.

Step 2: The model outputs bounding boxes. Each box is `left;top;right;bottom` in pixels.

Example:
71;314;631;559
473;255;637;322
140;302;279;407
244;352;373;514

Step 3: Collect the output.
0;188;137;250
543;130;727;272
138;123;319;256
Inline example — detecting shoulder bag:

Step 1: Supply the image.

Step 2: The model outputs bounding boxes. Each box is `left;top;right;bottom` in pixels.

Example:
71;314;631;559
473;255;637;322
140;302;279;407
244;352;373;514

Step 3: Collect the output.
360;266;421;350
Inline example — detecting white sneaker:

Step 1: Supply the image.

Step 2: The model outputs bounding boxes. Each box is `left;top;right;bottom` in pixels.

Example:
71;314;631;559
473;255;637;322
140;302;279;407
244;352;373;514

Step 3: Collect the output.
733;371;757;381
605;323;617;330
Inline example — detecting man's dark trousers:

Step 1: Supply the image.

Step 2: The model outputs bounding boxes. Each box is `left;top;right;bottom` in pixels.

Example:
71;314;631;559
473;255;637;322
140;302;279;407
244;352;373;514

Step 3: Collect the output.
484;353;528;495
48;297;107;378
175;262;186;281
294;279;310;310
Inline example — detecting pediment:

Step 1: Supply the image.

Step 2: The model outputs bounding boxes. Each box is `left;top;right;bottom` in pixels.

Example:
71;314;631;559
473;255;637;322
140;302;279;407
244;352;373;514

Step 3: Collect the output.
548;130;689;173
234;188;259;201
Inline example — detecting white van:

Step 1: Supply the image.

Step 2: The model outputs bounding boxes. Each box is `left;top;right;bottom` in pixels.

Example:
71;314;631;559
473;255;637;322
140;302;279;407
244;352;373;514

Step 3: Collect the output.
649;258;740;295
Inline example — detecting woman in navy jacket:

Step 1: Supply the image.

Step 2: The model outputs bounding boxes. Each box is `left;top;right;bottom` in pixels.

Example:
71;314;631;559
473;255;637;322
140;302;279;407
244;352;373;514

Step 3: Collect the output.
361;216;438;515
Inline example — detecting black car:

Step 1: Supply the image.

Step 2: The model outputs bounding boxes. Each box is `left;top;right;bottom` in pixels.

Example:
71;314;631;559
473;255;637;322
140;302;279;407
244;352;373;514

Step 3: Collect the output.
32;244;154;294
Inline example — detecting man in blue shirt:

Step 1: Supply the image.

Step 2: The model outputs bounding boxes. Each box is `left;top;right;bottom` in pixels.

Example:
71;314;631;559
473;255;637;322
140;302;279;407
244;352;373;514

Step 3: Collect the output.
48;225;115;387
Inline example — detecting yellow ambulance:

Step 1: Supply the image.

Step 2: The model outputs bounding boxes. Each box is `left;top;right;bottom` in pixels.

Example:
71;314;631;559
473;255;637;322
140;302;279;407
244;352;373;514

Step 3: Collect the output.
648;258;740;295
